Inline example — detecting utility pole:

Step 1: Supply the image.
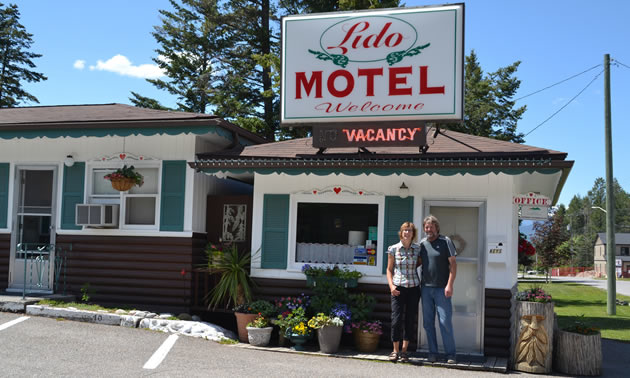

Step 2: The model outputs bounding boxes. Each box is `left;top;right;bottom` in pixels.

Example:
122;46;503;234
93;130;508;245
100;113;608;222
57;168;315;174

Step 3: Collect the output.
604;54;616;315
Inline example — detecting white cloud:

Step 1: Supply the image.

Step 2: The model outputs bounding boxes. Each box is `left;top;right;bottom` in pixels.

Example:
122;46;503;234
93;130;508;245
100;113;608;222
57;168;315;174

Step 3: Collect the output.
89;54;165;79
73;60;86;70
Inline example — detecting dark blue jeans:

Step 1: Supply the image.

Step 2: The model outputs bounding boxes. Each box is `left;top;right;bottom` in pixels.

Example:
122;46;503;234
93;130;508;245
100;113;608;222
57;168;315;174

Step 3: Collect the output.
390;285;420;342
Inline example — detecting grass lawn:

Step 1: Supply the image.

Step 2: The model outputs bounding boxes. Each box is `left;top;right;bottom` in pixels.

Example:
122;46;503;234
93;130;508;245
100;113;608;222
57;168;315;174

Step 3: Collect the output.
518;282;630;342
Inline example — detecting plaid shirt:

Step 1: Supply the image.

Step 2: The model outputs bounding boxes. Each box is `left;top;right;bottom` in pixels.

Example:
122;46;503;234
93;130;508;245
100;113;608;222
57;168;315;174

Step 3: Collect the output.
387;241;421;288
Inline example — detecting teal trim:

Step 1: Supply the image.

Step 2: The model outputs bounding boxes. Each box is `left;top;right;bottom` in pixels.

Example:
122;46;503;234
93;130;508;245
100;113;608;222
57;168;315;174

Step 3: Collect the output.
0;163;9;228
197;167;562;177
160;160;187;232
261;194;289;269
0;125;233;140
60;162;85;230
383;196;414;274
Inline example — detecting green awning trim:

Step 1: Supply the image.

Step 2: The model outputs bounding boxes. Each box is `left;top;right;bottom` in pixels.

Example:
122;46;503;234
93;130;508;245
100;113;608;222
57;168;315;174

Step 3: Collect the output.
0;124;256;145
196;167;562;176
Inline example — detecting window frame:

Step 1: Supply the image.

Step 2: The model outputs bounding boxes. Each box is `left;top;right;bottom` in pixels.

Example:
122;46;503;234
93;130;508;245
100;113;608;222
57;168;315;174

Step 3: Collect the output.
86;161;162;230
287;193;385;276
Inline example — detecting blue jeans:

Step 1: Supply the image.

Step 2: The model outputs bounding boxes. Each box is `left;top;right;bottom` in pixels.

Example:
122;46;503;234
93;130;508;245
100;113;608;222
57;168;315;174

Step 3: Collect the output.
421;286;456;357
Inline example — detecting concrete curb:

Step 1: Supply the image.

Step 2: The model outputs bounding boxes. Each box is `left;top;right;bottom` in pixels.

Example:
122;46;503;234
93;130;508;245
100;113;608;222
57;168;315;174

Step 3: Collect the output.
26;305;122;325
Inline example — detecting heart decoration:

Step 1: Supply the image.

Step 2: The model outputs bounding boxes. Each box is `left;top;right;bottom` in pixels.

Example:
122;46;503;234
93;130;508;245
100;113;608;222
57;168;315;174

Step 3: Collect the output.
101;157;106;161
359;191;363;195
313;190;317;194
119;153;127;160
333;187;341;194
139;156;144;160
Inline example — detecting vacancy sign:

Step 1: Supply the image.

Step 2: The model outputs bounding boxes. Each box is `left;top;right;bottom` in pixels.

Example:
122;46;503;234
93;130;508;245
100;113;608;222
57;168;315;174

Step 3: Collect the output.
281;4;464;125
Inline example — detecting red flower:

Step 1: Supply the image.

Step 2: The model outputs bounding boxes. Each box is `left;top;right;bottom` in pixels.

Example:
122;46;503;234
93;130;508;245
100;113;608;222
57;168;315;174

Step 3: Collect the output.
180;268;186;276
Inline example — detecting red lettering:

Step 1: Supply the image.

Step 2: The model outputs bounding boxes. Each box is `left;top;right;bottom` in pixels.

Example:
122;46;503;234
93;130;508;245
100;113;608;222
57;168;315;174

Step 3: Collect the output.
355;129;366;142
419;66;445;95
365;129;375;141
376;129;385;141
327;22;369;55
358;68;383;97
397;128;405;140
327;70;354;98
295;71;322;99
342;129;358;141
384;32;403;47
389;67;412;96
387;128;395;140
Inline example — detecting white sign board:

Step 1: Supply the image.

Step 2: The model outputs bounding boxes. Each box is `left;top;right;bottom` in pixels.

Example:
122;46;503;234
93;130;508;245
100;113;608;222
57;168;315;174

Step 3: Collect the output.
617;259;622;267
281;4;464;124
513;192;552;207
520;205;549;220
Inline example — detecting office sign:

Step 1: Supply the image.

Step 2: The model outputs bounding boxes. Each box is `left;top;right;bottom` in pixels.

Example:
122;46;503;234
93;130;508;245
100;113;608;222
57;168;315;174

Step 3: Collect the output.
281;4;465;125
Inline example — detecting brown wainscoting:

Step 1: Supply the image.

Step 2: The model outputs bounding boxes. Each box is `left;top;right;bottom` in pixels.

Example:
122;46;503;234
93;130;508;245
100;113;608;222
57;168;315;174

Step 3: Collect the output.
56;233;207;314
0;233;10;291
484;288;513;357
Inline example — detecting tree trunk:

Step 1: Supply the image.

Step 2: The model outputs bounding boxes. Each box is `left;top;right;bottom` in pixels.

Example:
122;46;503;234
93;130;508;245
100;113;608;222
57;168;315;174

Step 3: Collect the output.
511;301;554;373
554;330;601;376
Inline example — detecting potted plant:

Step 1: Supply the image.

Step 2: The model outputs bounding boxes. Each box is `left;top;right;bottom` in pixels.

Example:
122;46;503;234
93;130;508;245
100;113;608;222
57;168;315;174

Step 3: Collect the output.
554;315;601;376
104;165;144;191
308;313;344;354
246;313;273;347
302;264;362;288
273;294;310;346
281;307;312;351
512;286;554;374
350;320;383;353
233;299;275;343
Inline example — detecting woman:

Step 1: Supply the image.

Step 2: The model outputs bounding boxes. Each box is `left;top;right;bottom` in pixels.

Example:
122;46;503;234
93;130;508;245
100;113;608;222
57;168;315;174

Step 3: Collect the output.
386;221;421;362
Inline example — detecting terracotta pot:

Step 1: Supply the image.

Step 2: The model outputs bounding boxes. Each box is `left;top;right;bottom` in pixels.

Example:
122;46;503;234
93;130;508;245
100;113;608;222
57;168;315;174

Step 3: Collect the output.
234;312;258;343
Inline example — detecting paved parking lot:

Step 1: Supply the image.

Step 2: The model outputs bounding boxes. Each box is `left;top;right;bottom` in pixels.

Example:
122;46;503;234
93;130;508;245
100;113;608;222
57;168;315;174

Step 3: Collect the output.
0;312;508;377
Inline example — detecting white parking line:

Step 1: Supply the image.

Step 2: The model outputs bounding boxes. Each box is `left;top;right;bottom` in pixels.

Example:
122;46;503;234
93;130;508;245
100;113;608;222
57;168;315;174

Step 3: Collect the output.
143;334;179;370
0;316;30;331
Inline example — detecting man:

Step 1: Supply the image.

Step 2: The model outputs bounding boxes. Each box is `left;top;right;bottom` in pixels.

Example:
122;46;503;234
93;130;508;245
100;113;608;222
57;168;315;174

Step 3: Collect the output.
419;215;457;363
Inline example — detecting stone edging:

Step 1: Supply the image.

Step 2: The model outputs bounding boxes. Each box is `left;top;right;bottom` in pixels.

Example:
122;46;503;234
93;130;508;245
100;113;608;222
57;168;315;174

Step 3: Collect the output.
25;305;236;341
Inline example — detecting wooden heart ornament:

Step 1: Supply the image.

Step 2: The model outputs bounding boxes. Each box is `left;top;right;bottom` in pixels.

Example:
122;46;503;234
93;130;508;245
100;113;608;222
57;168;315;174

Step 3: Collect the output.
119;153;127;160
333;187;341;194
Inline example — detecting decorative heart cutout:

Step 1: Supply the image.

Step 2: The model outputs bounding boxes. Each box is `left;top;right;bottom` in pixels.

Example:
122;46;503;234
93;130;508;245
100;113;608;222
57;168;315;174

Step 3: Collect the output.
333;187;341;194
359;191;363;195
119;153;127;160
139;156;144;160
101;158;106;161
313;190;317;194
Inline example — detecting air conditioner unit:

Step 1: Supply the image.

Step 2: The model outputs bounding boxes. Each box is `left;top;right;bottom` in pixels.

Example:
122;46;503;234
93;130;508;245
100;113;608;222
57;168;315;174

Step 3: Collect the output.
76;204;119;227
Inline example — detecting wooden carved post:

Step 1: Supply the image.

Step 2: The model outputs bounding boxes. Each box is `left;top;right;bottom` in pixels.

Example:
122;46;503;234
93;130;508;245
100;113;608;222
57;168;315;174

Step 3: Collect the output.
512;301;554;374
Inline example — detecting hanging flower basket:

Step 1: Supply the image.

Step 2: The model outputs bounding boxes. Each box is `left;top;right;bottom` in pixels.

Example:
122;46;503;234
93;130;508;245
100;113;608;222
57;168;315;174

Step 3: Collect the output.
104;165;144;192
110;177;136;192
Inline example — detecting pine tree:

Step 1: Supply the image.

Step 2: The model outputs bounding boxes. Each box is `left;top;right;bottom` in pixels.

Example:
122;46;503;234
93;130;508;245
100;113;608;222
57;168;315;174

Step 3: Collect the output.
0;3;47;107
442;50;526;143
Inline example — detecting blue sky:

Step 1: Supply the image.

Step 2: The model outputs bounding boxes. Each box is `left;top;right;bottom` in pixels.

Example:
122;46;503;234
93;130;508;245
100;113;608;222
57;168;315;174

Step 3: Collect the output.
9;0;630;206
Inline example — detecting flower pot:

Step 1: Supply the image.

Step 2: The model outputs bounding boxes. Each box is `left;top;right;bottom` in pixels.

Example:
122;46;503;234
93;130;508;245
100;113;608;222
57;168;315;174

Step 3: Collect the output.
234;312;259;343
246;326;273;347
554;330;601;376
317;325;343;354
352;329;380;353
110;177;136;191
286;329;311;351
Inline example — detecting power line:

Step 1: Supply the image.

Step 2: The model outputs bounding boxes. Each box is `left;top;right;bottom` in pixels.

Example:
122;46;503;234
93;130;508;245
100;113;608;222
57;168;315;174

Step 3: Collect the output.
515;64;602;102
612;58;630;70
524;69;604;137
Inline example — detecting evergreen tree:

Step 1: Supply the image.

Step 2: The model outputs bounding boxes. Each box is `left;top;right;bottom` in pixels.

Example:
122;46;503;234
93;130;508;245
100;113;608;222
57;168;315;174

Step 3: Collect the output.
0;2;47;107
442;50;526;143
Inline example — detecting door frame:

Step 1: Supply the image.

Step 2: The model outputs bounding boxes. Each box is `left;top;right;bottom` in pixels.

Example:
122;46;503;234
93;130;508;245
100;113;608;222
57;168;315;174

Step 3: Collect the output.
8;164;58;293
418;199;486;356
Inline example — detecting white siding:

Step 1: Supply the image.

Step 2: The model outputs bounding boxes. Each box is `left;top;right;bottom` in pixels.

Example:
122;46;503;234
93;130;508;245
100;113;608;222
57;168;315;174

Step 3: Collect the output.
250;171;520;289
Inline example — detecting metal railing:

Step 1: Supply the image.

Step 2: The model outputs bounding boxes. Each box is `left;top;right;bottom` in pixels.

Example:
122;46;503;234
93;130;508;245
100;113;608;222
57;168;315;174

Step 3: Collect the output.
16;243;69;299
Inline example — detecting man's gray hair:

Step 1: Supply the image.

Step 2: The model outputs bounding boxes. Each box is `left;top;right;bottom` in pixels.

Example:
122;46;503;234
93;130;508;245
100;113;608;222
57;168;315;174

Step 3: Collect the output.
423;215;440;233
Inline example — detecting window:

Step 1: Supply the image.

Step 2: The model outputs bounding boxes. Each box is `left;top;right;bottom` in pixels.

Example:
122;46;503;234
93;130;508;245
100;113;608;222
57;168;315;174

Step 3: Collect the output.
622;247;630;256
88;165;160;229
295;202;378;266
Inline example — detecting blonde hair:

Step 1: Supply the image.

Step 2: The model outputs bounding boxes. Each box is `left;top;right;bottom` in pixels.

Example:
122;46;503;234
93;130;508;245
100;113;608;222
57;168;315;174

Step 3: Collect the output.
423;215;441;233
398;221;418;242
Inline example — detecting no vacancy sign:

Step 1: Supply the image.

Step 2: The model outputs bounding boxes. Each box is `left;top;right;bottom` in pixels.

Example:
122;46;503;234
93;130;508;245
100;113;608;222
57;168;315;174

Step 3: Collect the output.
281;4;464;125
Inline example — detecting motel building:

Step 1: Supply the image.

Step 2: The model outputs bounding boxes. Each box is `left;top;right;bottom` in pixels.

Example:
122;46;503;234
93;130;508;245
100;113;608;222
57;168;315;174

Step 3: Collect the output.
0;4;573;361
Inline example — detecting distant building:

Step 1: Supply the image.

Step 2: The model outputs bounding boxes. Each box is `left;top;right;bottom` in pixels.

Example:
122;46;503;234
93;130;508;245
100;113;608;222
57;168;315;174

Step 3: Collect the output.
594;233;630;278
